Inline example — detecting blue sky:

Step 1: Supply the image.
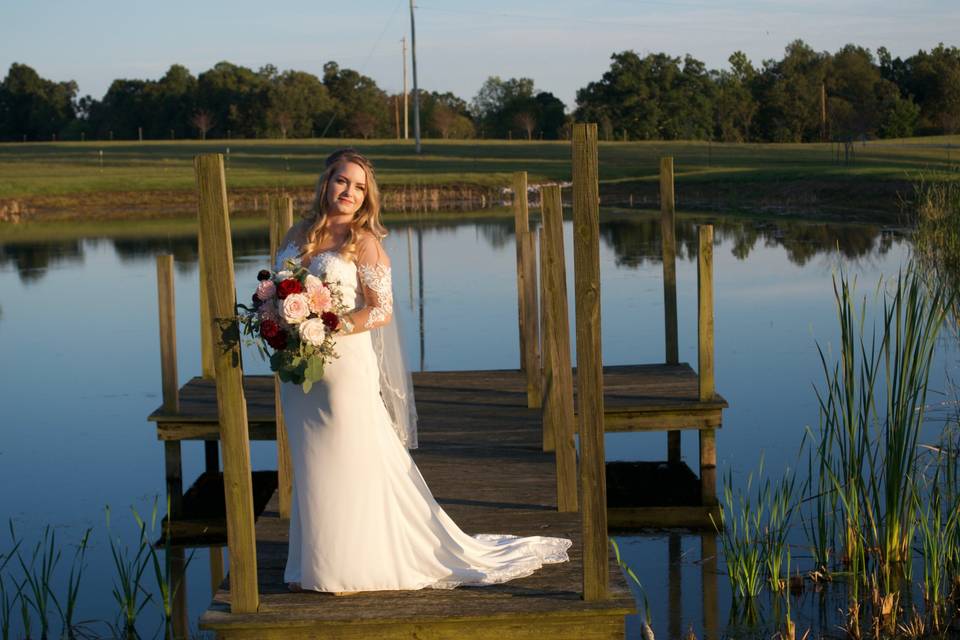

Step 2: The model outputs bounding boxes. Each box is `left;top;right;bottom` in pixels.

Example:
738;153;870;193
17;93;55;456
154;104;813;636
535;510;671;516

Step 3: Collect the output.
1;0;956;110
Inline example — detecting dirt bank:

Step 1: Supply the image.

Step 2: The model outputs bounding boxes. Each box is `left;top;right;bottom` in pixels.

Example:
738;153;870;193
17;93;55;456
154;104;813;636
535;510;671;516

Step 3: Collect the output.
0;178;916;223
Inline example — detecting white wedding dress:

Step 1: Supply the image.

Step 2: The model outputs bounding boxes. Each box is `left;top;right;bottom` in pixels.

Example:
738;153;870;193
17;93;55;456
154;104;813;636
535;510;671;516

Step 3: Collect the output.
275;236;571;593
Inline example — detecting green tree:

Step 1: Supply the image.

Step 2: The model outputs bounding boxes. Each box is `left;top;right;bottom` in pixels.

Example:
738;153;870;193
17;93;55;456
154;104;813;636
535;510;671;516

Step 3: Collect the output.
322;62;389;138
196;61;271;138
267;70;333;138
0;63;78;140
753;40;829;142
713;51;758;141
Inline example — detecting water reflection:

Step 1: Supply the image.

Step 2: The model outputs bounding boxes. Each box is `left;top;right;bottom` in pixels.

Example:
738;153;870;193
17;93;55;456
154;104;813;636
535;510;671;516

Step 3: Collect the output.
0;213;906;286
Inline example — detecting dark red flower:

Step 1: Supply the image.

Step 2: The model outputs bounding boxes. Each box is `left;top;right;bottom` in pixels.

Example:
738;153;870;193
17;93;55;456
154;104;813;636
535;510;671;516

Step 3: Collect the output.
257;269;272;281
321;311;340;331
259;319;281;339
251;292;262;308
277;278;304;300
265;330;288;351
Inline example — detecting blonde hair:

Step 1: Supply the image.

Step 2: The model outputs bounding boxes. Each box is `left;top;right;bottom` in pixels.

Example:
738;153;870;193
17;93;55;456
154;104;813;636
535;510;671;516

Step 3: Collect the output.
301;149;386;262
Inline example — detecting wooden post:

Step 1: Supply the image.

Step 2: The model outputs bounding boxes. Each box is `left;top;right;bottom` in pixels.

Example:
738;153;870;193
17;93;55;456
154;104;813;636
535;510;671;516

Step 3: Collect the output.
194;153;259;613
156;254;184;518
156;255;179;413
513;171;529;372
164;441;184;519
661;157;681;464
698;225;717;506
209;546;225;597
572;123;608;601
539;227;553;452
199;239;215;379
269;195;295;520
540;185;577;511
523;231;542;408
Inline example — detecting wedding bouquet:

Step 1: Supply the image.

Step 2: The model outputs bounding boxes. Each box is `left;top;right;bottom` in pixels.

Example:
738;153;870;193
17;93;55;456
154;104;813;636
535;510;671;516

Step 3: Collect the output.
236;258;349;393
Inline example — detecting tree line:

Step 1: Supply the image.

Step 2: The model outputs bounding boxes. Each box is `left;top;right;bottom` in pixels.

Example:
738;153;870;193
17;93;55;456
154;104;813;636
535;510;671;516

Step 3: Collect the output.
1;39;958;143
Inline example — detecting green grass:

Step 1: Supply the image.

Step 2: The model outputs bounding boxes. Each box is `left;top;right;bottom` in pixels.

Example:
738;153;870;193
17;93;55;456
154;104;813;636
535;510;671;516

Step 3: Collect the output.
1;136;958;199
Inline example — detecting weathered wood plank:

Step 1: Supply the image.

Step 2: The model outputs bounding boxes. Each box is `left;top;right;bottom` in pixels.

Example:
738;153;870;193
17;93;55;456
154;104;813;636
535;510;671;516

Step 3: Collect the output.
513;171;529;372
698;225;715;402
523;231;542;408
539;185;577;512
195;153;259;613
156;254;179;414
572;122;609;601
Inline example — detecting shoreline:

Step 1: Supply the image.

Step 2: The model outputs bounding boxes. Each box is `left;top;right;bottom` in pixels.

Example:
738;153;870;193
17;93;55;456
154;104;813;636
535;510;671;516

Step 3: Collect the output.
0;177;918;225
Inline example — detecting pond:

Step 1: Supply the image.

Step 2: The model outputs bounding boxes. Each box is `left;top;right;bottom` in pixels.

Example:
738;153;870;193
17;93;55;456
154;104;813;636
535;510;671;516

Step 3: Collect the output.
0;210;954;639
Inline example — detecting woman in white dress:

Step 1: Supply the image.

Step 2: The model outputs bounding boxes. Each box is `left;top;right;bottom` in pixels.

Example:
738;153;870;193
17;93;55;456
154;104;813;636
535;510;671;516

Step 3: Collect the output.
276;149;571;595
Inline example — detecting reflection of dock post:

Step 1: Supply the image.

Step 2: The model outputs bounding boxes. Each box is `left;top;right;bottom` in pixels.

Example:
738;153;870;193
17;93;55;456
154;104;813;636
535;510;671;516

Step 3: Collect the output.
170;547;189;640
573;123;609;600
269;195;295;520
540;185;577;511
156;255;184;519
668;533;682;639
513;171;542;409
660;158;681;464
698;225;717;506
195;153;260;613
701;532;719;639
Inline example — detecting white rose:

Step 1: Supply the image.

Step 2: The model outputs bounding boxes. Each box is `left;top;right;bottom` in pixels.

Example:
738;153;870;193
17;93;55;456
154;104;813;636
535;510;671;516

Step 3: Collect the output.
281;293;310;324
276;270;294;280
298;318;327;347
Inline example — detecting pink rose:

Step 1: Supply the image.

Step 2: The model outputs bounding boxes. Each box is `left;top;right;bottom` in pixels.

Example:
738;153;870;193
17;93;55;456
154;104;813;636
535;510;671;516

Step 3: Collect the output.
307;286;332;314
281;293;310;324
255;280;276;301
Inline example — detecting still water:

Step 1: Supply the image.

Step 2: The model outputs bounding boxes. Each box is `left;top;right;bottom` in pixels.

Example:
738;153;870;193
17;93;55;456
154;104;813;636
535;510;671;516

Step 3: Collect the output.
0;211;955;638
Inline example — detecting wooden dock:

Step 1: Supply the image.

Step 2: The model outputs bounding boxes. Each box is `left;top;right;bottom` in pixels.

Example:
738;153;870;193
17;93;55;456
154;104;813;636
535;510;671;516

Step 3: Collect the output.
195;368;636;639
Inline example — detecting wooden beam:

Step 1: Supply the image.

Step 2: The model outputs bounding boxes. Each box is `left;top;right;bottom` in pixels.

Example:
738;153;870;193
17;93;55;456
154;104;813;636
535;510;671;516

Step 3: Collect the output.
164;441;184;519
540;185;577;512
698;225;715;402
209;546;225;598
513;171;529;371
269;195;295;520
156;254;179;414
199;237;215;379
660;157;681;464
539;227;554;452
194;153;259;613
572;123;609;601
523;231;542;408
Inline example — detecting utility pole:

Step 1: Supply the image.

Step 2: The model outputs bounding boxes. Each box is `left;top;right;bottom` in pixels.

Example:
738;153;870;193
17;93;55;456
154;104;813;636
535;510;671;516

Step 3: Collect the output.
820;82;827;142
402;37;409;140
409;0;421;153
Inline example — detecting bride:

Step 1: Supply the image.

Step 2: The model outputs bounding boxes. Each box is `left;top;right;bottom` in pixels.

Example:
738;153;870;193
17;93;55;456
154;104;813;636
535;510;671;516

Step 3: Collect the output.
275;149;571;595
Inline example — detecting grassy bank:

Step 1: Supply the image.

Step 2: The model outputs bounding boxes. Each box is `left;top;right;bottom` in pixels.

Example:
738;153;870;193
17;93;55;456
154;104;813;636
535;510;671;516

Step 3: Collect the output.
1;136;957;220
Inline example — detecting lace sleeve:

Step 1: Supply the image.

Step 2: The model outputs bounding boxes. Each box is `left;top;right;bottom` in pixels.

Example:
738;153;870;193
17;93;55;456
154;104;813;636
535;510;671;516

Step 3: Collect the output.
344;235;393;333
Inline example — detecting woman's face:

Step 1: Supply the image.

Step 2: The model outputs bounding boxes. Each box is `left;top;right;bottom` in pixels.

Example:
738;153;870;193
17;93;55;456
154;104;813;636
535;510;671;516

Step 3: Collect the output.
326;161;366;218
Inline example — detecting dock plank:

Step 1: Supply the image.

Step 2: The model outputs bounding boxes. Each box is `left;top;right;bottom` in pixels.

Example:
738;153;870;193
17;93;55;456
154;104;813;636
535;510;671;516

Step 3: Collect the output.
199;369;637;639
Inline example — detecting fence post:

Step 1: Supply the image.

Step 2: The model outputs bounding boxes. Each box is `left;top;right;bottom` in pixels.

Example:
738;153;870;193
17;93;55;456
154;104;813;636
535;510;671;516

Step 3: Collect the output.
572;123;609;600
269;195;295;520
523;231;542;408
540;185;578;511
194;153;259;613
661;157;681;464
698;225;717;506
514;171;529;372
